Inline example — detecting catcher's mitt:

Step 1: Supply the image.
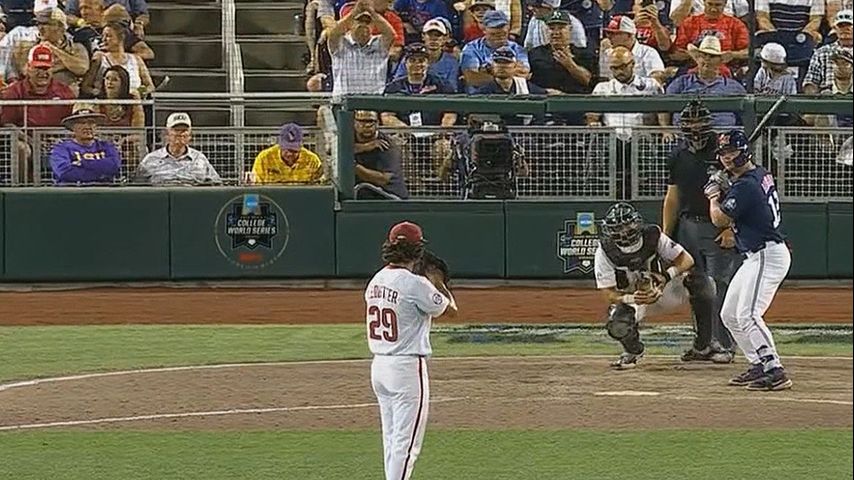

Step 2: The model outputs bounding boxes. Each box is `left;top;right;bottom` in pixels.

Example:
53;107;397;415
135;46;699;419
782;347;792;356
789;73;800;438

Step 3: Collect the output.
414;250;451;287
634;272;665;305
704;169;732;200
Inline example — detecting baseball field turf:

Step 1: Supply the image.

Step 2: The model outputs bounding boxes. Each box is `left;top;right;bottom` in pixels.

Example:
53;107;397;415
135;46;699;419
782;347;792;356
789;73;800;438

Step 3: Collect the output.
1;324;852;480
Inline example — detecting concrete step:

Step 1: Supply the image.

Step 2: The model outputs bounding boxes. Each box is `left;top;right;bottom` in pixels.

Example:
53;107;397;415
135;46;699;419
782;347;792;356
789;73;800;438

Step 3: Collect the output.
239;35;307;70
236;3;303;36
244;70;308;92
148;4;222;36
150;68;228;92
147;35;223;69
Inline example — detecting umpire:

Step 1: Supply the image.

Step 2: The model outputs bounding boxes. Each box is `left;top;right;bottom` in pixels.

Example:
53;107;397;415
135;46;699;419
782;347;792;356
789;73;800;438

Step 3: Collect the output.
662;100;740;363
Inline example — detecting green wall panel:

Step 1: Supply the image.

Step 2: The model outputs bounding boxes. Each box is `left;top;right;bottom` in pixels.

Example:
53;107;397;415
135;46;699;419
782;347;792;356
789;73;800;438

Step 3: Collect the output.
781;203;828;279
335;201;505;278
3;189;170;281
504;201;660;278
170;187;335;278
827;202;853;278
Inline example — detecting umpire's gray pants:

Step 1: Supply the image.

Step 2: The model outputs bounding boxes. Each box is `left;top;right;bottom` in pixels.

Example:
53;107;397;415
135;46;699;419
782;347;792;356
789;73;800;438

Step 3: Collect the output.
676;215;742;351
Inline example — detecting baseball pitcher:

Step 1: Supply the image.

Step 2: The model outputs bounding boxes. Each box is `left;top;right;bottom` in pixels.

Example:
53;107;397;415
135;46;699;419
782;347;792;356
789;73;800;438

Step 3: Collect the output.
705;130;793;391
364;221;458;480
595;202;697;370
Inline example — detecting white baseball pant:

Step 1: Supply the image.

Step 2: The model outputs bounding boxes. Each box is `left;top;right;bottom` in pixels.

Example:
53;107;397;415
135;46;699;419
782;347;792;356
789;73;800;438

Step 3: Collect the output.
371;355;429;480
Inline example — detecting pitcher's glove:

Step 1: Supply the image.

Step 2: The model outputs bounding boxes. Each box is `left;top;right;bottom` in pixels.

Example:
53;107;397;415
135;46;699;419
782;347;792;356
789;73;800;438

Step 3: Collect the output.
414;250;451;287
704;169;732;200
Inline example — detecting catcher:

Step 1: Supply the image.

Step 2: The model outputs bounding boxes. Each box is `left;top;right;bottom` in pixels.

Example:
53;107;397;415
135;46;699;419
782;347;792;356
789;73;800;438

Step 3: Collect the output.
595;202;697;370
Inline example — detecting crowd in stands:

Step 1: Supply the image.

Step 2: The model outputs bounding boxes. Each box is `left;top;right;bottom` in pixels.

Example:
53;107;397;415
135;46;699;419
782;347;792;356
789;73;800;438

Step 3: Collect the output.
304;0;853;112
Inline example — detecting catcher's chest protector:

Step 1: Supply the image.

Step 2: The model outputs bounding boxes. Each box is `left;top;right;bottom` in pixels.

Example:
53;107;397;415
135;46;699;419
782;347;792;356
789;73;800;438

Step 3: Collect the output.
602;226;666;290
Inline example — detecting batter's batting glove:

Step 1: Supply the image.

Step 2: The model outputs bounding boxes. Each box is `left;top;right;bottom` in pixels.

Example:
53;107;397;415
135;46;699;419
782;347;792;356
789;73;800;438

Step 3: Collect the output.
704;170;732;200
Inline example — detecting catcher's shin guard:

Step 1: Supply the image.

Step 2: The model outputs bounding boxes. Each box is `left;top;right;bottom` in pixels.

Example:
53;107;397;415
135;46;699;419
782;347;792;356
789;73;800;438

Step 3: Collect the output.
606;304;644;355
684;270;716;349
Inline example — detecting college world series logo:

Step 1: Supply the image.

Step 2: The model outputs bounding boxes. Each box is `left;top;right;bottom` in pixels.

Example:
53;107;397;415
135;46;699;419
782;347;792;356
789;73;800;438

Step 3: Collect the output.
556;212;599;275
215;194;290;269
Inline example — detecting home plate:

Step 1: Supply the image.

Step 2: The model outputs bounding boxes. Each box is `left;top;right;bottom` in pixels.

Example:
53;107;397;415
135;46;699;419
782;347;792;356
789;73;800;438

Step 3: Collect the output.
594;391;661;397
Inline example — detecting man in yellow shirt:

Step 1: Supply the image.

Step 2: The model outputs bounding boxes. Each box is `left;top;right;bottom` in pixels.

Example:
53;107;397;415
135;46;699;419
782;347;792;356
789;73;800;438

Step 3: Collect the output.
250;123;325;184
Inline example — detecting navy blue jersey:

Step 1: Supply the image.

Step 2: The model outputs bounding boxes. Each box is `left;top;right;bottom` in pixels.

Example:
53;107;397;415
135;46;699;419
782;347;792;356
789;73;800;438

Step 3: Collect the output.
720;166;786;253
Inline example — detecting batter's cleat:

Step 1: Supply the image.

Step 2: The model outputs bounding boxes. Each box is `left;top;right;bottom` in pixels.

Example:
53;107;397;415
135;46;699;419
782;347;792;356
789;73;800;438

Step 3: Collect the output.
727;363;765;386
610;352;644;370
746;367;793;391
680;346;713;362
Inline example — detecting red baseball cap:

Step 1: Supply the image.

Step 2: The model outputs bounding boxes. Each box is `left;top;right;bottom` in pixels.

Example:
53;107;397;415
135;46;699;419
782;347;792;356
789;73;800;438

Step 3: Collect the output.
388;221;425;245
28;44;53;68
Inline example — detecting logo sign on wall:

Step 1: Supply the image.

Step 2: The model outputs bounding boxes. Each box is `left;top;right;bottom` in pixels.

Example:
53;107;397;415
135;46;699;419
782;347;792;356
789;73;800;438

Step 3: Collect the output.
215;194;289;269
556;212;599;275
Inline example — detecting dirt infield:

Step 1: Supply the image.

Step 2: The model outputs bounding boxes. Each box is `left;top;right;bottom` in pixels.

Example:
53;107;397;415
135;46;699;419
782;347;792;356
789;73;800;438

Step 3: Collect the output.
1;356;851;432
0;286;851;325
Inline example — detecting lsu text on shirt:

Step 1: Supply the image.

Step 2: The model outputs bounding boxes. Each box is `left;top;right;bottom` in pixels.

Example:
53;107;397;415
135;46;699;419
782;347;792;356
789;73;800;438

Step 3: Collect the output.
252;146;324;184
594;231;685;293
364;266;449;356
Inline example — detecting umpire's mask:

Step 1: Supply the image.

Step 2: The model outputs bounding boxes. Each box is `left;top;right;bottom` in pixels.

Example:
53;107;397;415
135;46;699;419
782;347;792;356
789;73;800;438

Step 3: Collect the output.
680;100;714;152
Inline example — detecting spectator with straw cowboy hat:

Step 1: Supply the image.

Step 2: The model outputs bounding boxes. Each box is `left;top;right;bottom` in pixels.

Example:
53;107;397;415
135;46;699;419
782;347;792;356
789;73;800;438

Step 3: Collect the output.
49;102;121;184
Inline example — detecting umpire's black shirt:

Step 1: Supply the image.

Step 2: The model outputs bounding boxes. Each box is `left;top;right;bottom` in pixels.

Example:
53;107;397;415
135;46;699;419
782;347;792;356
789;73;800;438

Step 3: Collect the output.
666;138;720;219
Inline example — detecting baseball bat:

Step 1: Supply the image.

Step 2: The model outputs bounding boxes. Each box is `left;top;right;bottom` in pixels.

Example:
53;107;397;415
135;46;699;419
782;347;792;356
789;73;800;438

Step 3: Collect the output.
747;95;787;145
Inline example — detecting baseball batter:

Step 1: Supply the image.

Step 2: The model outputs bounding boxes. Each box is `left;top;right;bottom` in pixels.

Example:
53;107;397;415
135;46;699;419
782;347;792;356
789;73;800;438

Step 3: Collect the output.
595;203;697;369
365;221;458;480
706;130;793;391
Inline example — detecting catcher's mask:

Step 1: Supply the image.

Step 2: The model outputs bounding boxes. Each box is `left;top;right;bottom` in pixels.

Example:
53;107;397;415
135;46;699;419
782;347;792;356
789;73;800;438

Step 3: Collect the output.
679;100;714;152
717;129;752;170
601;202;644;251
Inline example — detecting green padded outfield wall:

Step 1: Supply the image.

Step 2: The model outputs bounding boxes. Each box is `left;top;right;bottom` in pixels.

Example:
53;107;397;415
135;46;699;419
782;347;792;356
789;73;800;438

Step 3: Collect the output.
335;201;505;278
169;187;335;278
3;189;170;281
827;202;853;278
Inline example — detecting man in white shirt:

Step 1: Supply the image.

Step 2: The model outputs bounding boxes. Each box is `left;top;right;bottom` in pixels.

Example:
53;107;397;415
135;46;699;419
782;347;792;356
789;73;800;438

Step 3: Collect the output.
523;0;587;49
670;0;749;23
135;112;221;185
365;221;458;480
586;46;666;142
600;15;665;84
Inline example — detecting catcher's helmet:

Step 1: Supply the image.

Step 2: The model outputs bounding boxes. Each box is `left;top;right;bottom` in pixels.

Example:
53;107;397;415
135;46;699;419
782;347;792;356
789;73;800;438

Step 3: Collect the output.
601;202;644;250
679;99;714;151
717;130;752;168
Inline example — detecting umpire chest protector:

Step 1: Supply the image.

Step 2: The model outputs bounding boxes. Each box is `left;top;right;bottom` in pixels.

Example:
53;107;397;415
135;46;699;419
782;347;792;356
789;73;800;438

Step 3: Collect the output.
602;226;665;289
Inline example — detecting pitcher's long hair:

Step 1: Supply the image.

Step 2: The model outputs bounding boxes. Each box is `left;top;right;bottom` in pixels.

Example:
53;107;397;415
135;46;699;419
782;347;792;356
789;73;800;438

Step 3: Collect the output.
381;240;424;265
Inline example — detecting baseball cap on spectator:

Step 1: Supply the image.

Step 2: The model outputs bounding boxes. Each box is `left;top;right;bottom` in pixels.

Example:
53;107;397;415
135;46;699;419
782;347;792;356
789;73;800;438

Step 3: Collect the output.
469;0;496;10
27;44;53;68
404;43;429;59
388;221;425;245
423;18;449;35
760;43;787;65
834;9;853;26
35;7;67;27
278;123;304;151
166;112;192;128
688;35;724;56
545;10;572;25
492;46;517;63
604;15;636;35
482;10;509;28
528;0;561;7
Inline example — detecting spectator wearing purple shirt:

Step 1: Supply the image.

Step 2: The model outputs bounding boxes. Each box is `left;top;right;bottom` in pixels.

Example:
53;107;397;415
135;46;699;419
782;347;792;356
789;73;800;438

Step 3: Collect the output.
666;36;746;127
50;103;122;185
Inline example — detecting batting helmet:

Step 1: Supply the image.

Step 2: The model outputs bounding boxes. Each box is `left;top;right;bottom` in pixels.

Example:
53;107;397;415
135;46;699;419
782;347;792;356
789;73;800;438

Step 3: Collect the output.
679;99;714;151
601;202;644;250
717;130;752;168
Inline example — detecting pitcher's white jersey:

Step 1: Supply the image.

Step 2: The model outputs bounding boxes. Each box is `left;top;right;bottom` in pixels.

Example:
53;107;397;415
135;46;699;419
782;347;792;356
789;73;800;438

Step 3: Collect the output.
365;266;450;356
594;230;685;293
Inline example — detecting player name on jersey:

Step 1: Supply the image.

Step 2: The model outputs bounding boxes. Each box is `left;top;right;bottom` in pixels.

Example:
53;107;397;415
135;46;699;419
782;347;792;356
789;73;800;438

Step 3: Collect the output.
368;285;400;304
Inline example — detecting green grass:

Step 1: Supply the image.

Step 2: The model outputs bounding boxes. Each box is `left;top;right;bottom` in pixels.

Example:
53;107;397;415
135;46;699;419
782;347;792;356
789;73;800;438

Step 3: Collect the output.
0;430;850;480
0;324;850;383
